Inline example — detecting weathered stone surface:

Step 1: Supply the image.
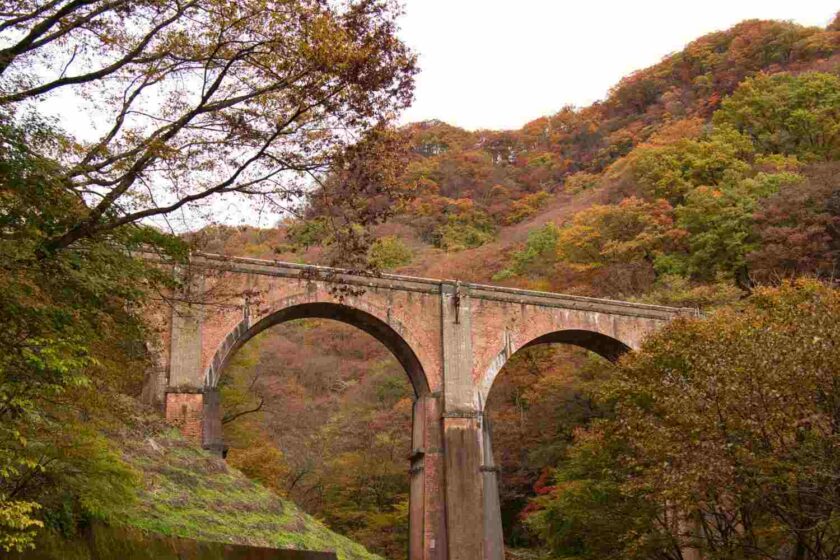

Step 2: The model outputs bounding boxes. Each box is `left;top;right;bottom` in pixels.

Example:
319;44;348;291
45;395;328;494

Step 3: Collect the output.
152;252;692;560
481;418;503;560
164;392;203;442
443;416;484;560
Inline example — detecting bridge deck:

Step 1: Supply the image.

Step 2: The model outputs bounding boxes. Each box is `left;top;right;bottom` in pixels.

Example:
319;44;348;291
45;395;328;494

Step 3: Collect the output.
189;252;696;321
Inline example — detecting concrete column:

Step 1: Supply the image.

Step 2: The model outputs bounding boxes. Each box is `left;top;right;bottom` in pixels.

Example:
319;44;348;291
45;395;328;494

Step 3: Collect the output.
409;394;447;560
202;387;225;456
168;300;204;390
441;283;484;560
166;272;206;442
480;417;504;560
140;340;168;410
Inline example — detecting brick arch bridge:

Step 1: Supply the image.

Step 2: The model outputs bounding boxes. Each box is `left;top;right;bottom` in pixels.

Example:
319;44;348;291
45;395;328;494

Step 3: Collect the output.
144;252;694;560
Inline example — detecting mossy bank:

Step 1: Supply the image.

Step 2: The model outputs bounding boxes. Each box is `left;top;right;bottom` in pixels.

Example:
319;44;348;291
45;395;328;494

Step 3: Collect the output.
15;409;383;560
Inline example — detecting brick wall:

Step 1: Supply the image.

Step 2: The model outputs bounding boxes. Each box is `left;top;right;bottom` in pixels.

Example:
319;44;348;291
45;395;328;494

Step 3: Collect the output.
165;392;204;442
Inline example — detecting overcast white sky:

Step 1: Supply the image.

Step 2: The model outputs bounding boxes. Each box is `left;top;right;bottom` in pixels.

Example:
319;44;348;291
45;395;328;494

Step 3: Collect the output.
397;1;839;131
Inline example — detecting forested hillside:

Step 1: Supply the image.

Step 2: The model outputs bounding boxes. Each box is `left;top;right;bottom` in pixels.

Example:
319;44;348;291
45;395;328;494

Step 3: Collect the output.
200;14;840;560
2;1;838;558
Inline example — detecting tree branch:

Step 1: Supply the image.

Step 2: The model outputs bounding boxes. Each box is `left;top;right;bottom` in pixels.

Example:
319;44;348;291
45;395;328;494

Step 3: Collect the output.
221;396;264;425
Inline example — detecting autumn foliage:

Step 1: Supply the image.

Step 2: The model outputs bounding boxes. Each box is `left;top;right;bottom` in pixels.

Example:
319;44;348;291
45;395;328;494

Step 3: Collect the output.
529;281;840;560
3;6;835;558
211;14;840;560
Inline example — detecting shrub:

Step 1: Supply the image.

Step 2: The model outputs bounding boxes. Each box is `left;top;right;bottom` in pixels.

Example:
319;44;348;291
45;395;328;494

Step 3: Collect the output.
368;236;413;270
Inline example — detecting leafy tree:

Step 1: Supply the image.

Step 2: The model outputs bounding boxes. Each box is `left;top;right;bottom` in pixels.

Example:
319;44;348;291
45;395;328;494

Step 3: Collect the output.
221;319;414;559
486;346;609;548
633;274;742;309
432;203;497;251
669;172;802;285
0;117;182;550
287;218;331;251
0;0;416;254
494;223;561;280
749;162;840;281
563;172;600;194
307;124;417;268
503;191;551;225
225;432;292;499
555;198;682;270
0;500;41;553
0;11;417;548
526;427;674;560
629;126;754;204
531;280;840;560
368;236;412;270
714;72;840;160
496;199;686;295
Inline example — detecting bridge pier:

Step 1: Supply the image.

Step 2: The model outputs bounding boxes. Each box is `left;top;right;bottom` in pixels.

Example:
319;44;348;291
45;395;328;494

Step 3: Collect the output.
410;394;447;560
482;418;504;560
440;282;505;560
162;295;208;444
202;388;225;456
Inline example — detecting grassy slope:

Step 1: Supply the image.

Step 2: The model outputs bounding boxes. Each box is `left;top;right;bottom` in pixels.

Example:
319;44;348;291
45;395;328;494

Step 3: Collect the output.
112;414;382;560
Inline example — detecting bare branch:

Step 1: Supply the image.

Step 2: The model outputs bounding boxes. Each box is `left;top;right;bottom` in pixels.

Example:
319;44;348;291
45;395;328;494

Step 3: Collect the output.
221;396;264;425
0;1;194;104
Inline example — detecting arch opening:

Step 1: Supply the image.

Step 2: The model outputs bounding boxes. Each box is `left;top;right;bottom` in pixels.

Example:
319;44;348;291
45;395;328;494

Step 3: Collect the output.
481;330;629;555
209;301;430;397
520;329;631;363
209;302;424;560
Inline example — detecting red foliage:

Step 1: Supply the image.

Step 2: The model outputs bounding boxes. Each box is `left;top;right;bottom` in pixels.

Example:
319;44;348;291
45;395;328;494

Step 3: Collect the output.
750;162;840;281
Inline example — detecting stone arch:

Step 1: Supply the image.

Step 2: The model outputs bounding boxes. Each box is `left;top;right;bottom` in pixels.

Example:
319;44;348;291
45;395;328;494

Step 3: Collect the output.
478;328;631;407
521;329;631;361
198;298;435;554
474;327;633;560
205;299;431;398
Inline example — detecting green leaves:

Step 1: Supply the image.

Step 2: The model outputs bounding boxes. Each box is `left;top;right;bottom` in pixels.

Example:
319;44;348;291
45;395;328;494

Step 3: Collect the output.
0;116;181;549
628;125;755;205
503;72;835;294
367;236;412;270
432;207;497;251
714;72;840;160
0;499;42;553
667;171;803;281
494;223;561;280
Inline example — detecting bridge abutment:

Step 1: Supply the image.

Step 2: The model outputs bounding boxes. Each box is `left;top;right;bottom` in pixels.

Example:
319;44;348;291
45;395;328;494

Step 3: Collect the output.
164;391;204;442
